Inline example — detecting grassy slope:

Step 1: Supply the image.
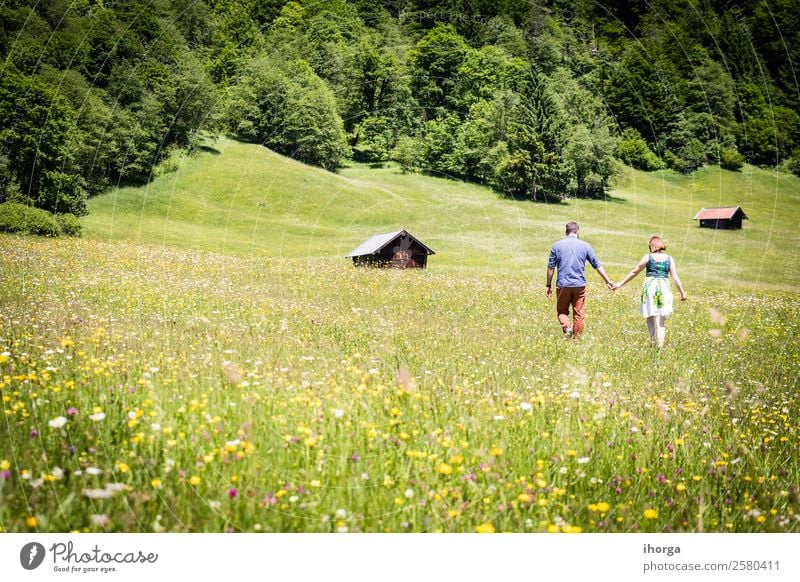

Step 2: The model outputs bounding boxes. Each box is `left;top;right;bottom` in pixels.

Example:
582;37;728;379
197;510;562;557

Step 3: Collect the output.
84;137;800;290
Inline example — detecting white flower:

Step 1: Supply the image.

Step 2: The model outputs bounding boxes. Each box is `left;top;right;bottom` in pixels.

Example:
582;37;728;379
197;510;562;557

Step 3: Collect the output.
86;467;102;476
82;488;114;499
208;501;222;510
404;488;414;499
520;402;532;411
51;467;64;480
127;411;137;420
335;508;347;519
569;391;581;399
89;412;105;422
151;423;161;432
289;495;299;503
225;439;241;448
493;415;505;421
577;457;590;464
91;514;110;527
559;467;568;475
368;368;378;375
48;416;67;429
333;408;345;419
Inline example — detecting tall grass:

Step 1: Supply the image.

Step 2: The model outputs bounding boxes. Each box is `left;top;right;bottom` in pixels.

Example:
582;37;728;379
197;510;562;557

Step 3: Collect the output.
1;235;797;532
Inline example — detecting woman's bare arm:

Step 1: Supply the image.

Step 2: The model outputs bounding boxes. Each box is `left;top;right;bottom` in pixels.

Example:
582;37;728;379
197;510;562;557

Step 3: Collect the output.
669;257;687;300
616;255;649;288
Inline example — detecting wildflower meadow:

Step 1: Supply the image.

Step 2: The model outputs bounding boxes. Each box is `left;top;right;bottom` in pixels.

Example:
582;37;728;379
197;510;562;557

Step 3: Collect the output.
1;234;797;533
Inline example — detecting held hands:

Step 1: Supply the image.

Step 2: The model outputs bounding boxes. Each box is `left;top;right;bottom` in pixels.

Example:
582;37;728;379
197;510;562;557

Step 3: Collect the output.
606;281;618;291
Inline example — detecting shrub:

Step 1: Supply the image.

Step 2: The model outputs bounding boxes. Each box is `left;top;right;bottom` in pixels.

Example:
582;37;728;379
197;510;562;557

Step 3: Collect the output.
57;213;82;236
779;149;800;177
614;129;663;171
0;202;64;236
720;148;745;171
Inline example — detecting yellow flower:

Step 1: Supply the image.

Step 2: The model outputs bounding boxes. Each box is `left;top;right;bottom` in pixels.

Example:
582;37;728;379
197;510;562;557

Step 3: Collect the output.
595;502;610;513
518;493;532;503
438;463;453;475
644;508;659;520
304;436;317;448
0;459;9;471
151;479;162;488
475;522;495;533
189;476;201;486
26;516;37;528
116;462;129;473
489;447;503;457
676;483;686;492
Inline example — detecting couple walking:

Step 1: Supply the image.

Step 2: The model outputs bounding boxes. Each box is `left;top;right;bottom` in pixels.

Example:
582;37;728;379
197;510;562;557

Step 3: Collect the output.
545;222;687;348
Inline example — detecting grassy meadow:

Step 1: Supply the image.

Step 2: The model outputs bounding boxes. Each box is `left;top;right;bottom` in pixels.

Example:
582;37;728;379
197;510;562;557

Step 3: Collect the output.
1;140;799;533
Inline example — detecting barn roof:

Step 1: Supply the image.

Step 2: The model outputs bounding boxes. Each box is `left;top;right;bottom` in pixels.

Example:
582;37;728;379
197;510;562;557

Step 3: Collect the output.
693;207;748;220
345;230;435;257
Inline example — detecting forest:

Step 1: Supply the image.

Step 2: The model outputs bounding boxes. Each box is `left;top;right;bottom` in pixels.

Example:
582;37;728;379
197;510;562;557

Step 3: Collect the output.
1;0;798;217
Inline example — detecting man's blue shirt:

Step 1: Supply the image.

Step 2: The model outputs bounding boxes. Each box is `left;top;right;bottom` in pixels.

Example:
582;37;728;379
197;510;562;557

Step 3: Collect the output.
548;236;601;288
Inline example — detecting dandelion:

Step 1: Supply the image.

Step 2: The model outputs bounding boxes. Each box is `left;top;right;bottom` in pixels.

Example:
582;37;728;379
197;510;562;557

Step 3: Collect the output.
475;522;496;533
644;509;659;520
151;479;162;488
0;460;10;471
116;462;129;473
189;476;201;486
438;463;453;475
26;516;37;528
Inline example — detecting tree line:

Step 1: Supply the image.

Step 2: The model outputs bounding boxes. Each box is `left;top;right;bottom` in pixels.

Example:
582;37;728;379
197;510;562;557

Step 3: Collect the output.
1;0;798;217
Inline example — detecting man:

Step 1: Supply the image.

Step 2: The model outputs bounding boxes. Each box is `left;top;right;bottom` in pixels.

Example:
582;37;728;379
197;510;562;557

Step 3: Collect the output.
546;222;615;338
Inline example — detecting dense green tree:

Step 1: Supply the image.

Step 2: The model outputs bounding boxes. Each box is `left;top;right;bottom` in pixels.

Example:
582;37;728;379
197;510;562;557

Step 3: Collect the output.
407;24;469;116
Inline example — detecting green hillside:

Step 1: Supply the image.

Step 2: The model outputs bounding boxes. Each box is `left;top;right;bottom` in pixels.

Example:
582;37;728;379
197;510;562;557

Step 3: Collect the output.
85;138;800;289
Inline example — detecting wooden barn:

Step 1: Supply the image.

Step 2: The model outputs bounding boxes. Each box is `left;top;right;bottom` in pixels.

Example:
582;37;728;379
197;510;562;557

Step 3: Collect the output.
693;206;748;229
346;229;435;268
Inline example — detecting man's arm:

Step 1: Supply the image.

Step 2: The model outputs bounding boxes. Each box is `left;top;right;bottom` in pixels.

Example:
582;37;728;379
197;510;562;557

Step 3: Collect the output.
596;266;616;290
586;245;615;289
546;266;555;297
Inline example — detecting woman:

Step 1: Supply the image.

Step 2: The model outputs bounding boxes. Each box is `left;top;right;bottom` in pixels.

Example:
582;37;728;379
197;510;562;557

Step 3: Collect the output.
615;236;687;349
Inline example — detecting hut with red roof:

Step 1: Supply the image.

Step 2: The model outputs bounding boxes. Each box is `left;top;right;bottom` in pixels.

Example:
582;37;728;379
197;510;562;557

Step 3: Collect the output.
693;207;748;229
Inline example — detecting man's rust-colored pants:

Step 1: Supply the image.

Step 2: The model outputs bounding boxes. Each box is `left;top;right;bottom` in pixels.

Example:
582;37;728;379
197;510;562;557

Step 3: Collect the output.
556;286;586;337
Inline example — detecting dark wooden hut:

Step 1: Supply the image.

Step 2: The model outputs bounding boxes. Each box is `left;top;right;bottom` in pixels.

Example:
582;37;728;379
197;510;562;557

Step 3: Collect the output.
346;229;435;268
693;207;748;229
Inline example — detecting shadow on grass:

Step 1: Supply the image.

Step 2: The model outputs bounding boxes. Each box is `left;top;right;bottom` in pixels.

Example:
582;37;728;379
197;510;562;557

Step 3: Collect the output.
198;145;222;155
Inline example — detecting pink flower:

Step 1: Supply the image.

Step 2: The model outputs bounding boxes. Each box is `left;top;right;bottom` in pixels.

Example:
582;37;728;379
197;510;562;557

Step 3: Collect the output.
67;408;78;416
228;487;238;498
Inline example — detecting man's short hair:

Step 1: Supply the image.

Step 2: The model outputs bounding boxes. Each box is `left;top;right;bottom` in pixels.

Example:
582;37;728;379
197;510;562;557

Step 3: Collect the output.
565;222;580;235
